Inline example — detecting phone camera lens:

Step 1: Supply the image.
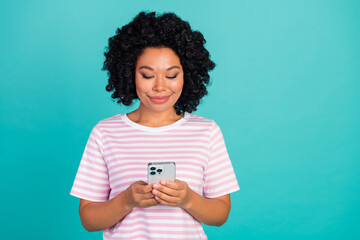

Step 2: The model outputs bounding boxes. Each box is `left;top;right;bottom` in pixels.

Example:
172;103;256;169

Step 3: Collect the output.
157;169;162;173
150;167;156;170
150;171;156;175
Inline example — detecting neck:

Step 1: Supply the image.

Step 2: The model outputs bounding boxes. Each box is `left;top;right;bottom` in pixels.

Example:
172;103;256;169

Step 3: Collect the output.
128;104;184;127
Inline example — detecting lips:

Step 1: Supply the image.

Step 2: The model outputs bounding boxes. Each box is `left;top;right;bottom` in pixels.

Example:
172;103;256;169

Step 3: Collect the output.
150;95;171;99
149;95;171;104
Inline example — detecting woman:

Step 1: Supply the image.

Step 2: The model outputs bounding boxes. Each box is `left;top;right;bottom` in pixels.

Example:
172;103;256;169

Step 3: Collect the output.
70;11;239;239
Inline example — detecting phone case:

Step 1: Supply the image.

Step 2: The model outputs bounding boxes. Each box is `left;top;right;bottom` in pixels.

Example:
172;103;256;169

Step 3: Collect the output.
147;162;176;184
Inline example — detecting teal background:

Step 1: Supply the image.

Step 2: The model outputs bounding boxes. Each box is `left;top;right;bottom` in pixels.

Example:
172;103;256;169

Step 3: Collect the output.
0;0;359;239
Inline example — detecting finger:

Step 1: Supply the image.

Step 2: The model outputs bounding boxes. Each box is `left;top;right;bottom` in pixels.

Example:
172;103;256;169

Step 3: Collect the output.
136;184;153;194
143;192;156;199
152;189;179;203
142;198;159;208
159;179;182;190
153;183;180;197
154;195;177;207
143;183;155;192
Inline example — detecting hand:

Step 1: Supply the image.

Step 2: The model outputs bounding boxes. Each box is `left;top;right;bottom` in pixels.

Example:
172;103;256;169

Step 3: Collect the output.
152;179;194;209
124;181;159;209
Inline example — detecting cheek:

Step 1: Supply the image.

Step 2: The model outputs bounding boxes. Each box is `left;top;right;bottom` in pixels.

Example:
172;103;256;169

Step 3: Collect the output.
135;79;152;93
170;78;184;91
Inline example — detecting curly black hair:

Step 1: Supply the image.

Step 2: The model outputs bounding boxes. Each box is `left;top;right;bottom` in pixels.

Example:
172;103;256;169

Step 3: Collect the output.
102;11;215;115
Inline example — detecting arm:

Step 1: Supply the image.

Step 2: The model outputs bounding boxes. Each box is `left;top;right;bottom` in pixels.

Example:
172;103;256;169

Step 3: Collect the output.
79;181;158;232
79;191;132;232
184;192;231;226
152;180;231;226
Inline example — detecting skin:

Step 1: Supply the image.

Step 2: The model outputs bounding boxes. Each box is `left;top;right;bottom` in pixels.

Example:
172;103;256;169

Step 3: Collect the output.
78;47;231;232
128;47;185;127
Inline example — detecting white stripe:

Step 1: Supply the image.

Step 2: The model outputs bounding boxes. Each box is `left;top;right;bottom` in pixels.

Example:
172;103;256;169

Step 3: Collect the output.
80;157;107;171
73;179;109;190
105;152;208;162
107;231;202;238
71;187;108;197
205;174;236;187
206;165;233;180
103;141;209;148
76;174;108;185
77;166;108;178
205;181;238;193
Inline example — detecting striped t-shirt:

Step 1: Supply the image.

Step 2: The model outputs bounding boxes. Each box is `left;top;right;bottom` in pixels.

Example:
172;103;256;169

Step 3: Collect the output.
70;111;240;239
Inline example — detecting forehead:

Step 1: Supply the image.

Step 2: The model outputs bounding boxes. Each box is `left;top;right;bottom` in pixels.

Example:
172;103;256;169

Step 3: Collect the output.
136;47;182;69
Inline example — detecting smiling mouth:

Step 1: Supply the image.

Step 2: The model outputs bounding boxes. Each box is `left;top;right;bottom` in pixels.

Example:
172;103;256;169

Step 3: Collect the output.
149;95;171;99
148;95;171;104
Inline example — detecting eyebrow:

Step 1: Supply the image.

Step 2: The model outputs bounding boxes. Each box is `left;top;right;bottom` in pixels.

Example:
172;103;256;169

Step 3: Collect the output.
138;66;180;71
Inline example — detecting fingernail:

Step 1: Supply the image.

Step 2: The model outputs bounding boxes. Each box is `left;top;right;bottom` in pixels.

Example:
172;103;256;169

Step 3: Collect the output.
161;181;166;185
153;189;158;195
153;184;158;189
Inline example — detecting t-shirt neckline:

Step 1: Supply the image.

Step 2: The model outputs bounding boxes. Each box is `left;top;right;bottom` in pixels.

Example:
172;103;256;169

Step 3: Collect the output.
122;112;190;132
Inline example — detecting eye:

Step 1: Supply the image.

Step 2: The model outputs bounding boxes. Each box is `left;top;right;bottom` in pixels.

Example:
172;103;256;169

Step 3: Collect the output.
142;74;153;79
166;75;178;79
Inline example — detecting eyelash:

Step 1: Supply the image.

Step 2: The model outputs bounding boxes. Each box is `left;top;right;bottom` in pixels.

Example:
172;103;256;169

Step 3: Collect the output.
142;75;177;79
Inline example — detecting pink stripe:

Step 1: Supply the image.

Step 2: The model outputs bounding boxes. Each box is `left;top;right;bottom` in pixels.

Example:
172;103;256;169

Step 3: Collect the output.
105;228;201;235
107;155;206;165
101;123;209;131
109;167;146;178
70;190;107;201
110;160;204;169
204;184;239;197
211;149;227;161
104;233;202;240
86;142;101;152
132;208;184;214
110;161;147;166
104;150;208;158
91;129;102;141
210;129;221;141
177;166;203;175
122;215;194;221
80;156;106;168
170;128;210;133
104;138;208;145
177;174;203;181
104;133;208;139
79;161;108;175
72;183;109;194
207;162;231;176
212;143;225;153
111;174;144;182
77;169;108;181
83;150;103;161
103;144;209;151
204;177;236;189
75;177;110;188
120;221;197;227
205;175;233;186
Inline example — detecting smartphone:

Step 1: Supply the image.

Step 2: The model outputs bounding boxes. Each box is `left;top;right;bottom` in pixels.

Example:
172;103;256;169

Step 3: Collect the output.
147;162;176;185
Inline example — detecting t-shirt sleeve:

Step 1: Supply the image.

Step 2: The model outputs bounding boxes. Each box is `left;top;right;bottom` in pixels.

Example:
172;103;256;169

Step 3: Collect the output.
203;120;240;198
70;124;110;202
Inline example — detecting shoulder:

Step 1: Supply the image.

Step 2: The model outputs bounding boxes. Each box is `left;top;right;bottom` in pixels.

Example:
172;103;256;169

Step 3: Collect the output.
90;113;124;132
186;112;215;128
187;112;214;124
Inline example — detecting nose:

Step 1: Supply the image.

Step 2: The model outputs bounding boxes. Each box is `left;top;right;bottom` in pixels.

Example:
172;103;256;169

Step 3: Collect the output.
153;75;166;91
